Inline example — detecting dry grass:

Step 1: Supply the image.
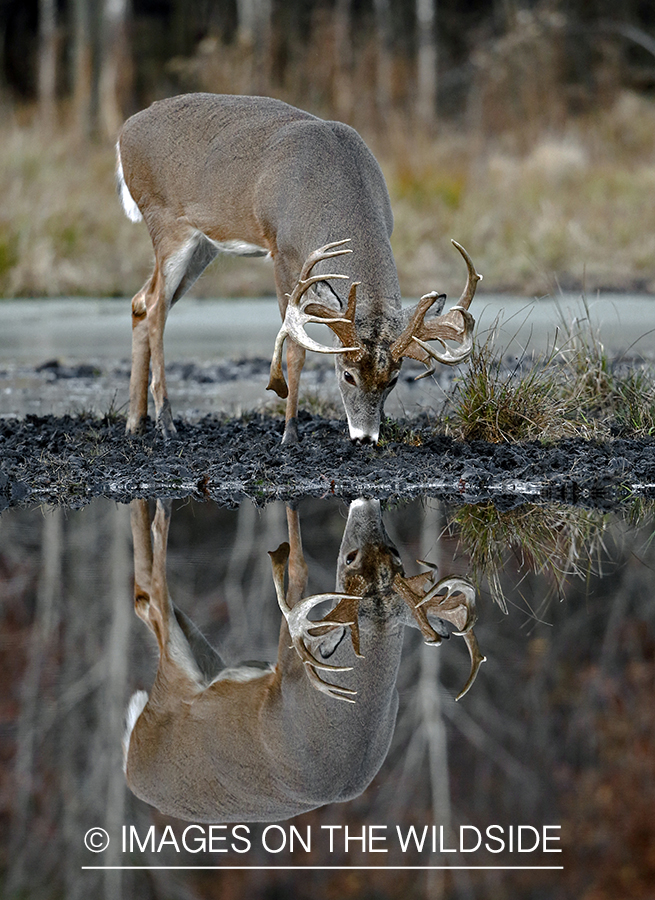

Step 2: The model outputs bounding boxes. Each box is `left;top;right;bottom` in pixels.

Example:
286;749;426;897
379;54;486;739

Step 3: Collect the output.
554;303;655;437
385;92;655;297
3;89;655;299
443;303;655;444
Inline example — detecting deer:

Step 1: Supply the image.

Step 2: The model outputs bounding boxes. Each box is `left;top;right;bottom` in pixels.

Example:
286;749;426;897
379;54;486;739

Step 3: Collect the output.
123;496;484;824
116;93;481;445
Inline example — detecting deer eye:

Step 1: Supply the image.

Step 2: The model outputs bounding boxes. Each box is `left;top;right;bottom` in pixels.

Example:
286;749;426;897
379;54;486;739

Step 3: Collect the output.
345;550;358;565
343;371;356;386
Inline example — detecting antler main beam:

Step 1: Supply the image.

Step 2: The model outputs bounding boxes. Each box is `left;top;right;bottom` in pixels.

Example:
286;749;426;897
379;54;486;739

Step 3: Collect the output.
390;240;481;376
267;240;361;399
394;570;486;701
269;542;361;702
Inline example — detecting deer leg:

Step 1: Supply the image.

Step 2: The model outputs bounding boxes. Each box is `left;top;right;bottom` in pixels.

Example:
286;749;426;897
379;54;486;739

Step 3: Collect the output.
147;233;217;440
132;499;212;696
131;498;172;641
145;264;177;440
282;339;306;444
285;505;309;605
127;283;152;434
131;498;154;616
173;606;226;684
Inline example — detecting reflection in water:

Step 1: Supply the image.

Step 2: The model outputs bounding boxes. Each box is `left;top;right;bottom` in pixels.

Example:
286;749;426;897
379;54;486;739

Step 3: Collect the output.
125;498;480;824
450;501;610;613
1;496;654;899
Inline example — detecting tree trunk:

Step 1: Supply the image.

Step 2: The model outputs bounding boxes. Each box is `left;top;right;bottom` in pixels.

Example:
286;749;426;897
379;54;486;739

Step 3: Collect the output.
236;0;273;94
373;0;393;123
102;503;132;900
99;0;131;140
72;0;94;138
38;0;57;131
333;0;353;122
416;0;437;127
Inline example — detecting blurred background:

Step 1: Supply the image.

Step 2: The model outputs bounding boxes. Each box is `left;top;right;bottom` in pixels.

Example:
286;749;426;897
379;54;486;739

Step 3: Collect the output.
2;0;655;299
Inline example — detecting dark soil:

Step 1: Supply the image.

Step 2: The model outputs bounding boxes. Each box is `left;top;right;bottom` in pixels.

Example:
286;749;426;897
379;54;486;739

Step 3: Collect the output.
2;409;655;510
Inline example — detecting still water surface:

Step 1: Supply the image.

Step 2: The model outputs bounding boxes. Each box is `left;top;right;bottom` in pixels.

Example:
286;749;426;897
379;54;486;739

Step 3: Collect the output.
1;495;653;899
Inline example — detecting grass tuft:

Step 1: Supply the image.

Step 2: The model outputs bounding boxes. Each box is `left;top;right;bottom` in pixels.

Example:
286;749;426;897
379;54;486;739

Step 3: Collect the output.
378;417;423;448
442;306;655;444
443;324;573;444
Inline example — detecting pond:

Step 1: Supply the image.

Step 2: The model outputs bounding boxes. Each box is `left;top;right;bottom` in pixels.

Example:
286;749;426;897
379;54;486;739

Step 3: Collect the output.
1;292;655;900
1;493;654;899
2;293;655;422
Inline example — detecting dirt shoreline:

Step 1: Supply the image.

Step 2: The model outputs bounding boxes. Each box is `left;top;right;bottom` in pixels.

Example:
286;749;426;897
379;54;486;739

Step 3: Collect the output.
2;408;654;511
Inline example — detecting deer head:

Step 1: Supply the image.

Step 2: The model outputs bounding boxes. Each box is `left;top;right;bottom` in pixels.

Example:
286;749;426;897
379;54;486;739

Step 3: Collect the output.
281;498;485;702
267;240;481;444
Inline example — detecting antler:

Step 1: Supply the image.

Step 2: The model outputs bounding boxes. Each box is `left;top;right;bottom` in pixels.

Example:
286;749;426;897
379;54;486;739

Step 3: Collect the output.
394;570;486;701
390;240;481;376
269;542;361;702
267;240;361;398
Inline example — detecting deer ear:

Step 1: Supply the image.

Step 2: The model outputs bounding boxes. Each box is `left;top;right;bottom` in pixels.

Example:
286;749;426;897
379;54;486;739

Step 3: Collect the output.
316;627;347;659
399;292;446;327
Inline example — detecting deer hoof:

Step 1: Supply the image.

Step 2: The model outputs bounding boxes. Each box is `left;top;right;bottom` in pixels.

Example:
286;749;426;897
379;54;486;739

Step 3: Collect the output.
157;400;178;442
281;418;299;444
126;414;148;436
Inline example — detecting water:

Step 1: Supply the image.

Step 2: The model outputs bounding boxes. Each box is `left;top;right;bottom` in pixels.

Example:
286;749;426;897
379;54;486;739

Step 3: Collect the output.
2;293;654;422
1;293;654;364
1;494;653;899
2;294;655;897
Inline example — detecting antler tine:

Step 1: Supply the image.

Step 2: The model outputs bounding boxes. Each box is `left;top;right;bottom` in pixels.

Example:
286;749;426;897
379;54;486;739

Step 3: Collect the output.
417;576;486;699
297;238;353;281
395;571;486;698
393;572;443;645
269;541;361;703
452;239;482;312
416;576;478;634
412;307;475;370
389;292;446;363
286;592;361;704
455;632;487;701
286;592;359;674
304;664;358;703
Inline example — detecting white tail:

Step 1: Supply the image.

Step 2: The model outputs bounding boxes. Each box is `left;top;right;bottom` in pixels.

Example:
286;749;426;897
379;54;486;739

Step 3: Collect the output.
116;93;481;444
123;498;484;824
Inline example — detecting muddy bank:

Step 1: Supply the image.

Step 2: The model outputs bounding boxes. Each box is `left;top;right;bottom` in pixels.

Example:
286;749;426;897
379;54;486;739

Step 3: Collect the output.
2;409;654;510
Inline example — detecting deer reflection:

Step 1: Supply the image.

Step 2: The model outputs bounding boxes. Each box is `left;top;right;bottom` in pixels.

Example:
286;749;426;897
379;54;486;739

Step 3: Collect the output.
124;498;484;824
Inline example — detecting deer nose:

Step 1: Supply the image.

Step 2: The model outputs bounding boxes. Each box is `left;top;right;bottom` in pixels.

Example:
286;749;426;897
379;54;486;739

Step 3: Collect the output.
348;423;379;445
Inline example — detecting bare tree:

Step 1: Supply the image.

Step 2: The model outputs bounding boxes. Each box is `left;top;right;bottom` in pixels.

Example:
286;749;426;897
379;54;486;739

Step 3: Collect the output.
102;503;132;900
333;0;354;122
7;507;63;894
236;0;273;94
373;0;394;121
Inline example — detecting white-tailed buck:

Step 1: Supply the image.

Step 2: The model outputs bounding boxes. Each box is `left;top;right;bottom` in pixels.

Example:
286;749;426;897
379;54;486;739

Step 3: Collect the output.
124;498;484;823
116;93;481;444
